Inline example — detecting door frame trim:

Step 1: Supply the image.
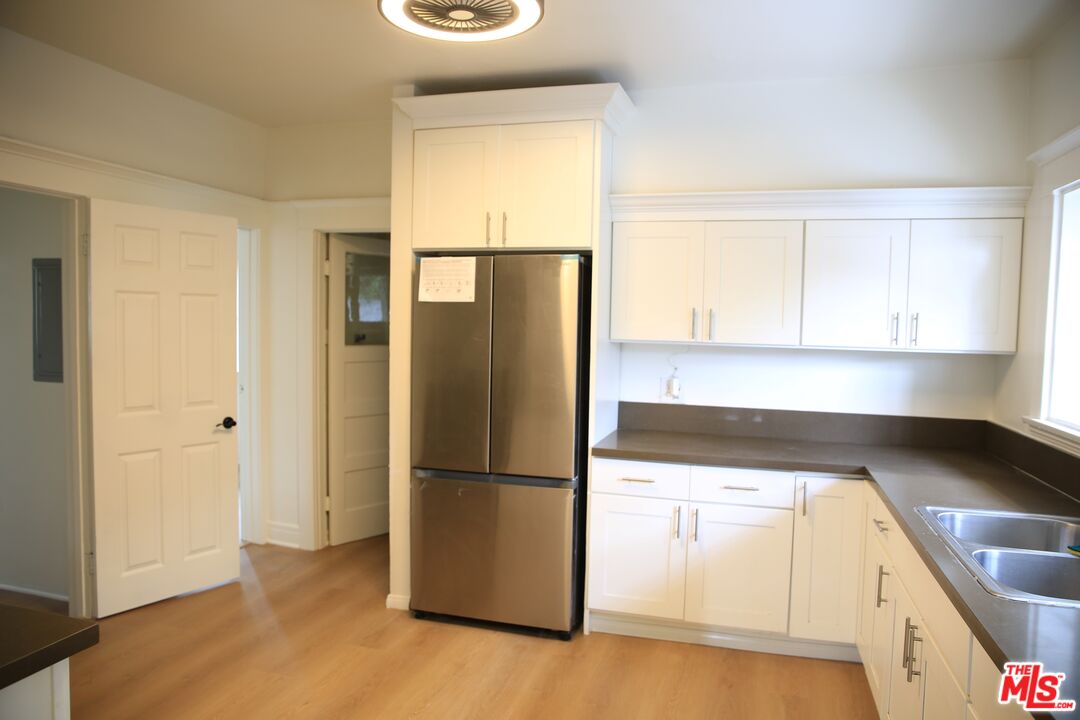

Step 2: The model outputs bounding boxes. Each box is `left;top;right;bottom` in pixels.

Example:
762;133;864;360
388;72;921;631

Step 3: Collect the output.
238;227;265;544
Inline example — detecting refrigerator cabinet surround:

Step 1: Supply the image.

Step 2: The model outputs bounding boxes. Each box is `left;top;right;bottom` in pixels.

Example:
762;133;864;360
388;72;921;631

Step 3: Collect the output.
490;254;583;479
411;256;494;473
410;471;576;631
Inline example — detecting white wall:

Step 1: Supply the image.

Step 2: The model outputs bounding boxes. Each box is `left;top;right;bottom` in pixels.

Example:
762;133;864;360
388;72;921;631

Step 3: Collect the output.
613;60;1031;194
265;119;392;201
0;28;269;198
1028;7;1080;154
0;185;70;598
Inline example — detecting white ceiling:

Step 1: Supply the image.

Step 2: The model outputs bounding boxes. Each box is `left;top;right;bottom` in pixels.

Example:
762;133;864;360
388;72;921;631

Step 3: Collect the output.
0;0;1073;127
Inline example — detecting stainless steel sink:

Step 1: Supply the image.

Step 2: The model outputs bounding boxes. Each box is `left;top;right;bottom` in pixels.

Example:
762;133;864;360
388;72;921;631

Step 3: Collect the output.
919;506;1080;608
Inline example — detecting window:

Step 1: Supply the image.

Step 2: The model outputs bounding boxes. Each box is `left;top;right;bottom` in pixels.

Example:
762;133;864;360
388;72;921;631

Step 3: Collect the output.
1040;181;1080;438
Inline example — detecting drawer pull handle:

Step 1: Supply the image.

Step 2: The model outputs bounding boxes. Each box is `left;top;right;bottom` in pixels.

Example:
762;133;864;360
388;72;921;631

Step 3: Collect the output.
721;485;760;492
875;565;889;608
620;477;656;484
873;518;889;533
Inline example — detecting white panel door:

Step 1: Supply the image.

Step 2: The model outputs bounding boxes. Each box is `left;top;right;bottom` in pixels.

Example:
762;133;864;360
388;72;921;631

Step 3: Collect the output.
89;199;238;617
803;220;911;348
703;221;804;345
907;219;1022;352
329;235;390;545
789;477;865;642
588;494;687;620
498;120;595;249
684;503;793;633
611;222;705;342
412;126;499;250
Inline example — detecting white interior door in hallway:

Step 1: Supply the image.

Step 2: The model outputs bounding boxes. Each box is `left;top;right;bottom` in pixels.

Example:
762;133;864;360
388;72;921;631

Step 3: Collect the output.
328;233;390;546
89;199;239;617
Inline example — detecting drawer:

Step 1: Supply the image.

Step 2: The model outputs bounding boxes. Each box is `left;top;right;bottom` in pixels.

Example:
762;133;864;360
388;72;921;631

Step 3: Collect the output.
689;466;795;508
591;458;690;499
867;492;895;547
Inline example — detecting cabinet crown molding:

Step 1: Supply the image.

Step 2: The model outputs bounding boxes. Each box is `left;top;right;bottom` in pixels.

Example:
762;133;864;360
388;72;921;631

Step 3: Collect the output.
393;83;635;134
610;186;1031;222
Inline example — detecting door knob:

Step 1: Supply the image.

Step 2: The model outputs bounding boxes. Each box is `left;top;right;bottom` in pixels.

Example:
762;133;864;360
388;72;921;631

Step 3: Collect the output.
216;416;237;429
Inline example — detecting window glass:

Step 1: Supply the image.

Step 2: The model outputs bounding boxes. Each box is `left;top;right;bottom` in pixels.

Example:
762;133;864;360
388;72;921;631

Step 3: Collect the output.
345;252;390;345
1047;185;1080;430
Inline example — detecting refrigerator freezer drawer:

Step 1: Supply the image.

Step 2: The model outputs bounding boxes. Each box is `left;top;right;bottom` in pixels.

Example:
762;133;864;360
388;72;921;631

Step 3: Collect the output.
410;471;575;631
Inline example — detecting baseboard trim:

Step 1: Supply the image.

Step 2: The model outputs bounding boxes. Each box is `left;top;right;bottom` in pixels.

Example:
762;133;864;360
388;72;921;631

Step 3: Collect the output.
0;582;69;603
385;593;411;610
589;611;860;663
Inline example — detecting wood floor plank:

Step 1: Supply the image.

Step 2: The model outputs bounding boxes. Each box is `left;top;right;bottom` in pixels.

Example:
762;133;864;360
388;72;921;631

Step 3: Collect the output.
70;536;877;719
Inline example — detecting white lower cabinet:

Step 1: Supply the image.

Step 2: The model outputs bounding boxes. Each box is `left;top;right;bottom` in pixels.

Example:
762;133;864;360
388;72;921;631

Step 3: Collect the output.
588;493;686;620
789;476;864;642
684;504;793;632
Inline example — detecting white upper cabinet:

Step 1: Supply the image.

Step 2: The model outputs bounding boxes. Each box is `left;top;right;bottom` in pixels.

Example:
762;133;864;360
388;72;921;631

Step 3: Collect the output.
803;220;910;349
412;126;499;250
789;477;864;643
907;219;1022;353
611;222;705;342
498;121;595;249
412;121;596;250
611;220;802;346
703;221;804;345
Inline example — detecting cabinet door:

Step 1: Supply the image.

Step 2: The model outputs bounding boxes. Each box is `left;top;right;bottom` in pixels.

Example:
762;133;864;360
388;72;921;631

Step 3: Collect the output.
684;503;793;633
803;220;910;348
922;631;969;720
867;542;896;719
970;641;1033;720
588;494;687;620
703;221;803;345
789;477;864;642
412;126;499;250
611;222;705;342
889;582;926;720
856;483;877;662
498;120;595;249
907;219;1022;352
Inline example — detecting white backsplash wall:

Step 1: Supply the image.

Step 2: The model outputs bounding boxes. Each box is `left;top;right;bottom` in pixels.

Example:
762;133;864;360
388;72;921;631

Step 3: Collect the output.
620;344;997;419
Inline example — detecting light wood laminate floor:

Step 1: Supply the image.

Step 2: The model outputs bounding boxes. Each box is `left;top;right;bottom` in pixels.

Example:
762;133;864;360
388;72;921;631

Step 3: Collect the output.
71;536;877;719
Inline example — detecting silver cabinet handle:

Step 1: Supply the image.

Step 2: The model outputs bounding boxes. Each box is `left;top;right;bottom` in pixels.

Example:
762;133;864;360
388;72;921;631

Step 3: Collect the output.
801;481;808;516
907;623;923;683
902;617;912;669
721;485;760;492
673;505;681;539
911;312;920;346
707;308;714;341
690;308;697;340
873;518;889;534
485;212;492;247
502;212;508;246
691;508;699;542
875;565;889;607
619;477;656;484
891;312;900;346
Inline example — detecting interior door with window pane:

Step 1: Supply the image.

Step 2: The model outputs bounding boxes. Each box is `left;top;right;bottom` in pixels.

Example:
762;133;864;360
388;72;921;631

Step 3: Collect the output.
89;199;238;617
328;234;390;545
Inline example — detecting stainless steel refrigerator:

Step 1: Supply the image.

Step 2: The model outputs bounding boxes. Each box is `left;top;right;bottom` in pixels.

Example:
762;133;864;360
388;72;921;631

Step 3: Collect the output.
410;253;590;636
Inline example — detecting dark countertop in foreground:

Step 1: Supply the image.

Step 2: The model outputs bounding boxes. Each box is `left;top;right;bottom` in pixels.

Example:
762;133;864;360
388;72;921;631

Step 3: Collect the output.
593;429;1080;714
0;604;98;690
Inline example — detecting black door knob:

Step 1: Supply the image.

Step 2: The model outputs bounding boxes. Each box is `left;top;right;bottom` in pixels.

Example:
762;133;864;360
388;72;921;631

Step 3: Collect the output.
216;416;237;429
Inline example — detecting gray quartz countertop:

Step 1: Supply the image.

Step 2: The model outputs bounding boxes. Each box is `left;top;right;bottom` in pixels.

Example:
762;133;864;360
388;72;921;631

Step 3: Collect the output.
593;429;1080;716
0;604;98;690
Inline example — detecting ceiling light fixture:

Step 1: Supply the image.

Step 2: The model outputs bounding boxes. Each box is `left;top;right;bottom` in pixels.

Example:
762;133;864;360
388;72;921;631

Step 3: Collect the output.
378;0;543;42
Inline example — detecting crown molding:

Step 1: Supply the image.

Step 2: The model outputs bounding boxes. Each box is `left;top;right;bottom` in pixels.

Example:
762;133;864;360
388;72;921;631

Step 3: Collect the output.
1027;125;1080;167
610;186;1031;222
394;82;635;134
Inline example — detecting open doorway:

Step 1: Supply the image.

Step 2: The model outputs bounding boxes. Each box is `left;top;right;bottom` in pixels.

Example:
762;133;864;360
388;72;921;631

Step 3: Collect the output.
324;233;391;546
0;184;81;616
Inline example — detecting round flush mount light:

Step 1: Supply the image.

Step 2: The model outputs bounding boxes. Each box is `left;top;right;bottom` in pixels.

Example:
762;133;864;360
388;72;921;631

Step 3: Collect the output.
378;0;544;42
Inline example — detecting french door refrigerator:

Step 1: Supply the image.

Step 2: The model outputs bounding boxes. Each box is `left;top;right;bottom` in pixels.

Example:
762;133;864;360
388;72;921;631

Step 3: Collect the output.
410;253;590;636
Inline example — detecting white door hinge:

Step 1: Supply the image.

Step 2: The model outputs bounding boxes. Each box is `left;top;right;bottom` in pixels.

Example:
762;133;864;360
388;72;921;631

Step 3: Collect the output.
80;234;89;257
87;551;96;576
323;259;331;277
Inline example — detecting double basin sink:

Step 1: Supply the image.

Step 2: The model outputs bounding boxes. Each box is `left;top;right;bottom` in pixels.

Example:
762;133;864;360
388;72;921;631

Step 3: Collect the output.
919;506;1080;608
